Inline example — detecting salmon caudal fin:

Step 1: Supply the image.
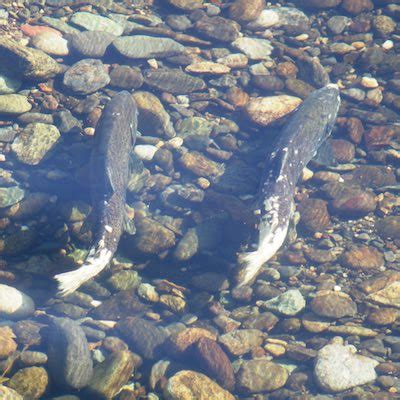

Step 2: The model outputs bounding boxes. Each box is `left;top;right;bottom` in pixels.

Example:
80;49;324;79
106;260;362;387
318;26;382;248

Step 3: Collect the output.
54;246;113;297
236;250;266;288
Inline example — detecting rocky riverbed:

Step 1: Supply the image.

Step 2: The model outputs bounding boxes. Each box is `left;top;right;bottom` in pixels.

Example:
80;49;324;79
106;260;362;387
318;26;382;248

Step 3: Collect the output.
0;0;399;399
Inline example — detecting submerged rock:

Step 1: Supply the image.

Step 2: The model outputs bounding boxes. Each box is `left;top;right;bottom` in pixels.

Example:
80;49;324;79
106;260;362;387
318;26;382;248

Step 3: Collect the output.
6;367;49;400
0;284;35;319
0;94;32;115
70;12;124;36
47;317;93;390
314;340;378;392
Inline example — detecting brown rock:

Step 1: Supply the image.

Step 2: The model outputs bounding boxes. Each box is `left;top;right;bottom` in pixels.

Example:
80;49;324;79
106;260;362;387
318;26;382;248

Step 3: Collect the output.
167;0;204;10
341;246;384;271
345;165;396;189
367;281;400;308
311;291;357;319
195;16;240;42
364;126;395;149
164;370;235;400
244;95;302;126
225;87;249;108
358;271;400;295
295;0;342;9
219;329;265;356
367;307;400;325
229;0;266;22
376;216;400;240
345;117;364;144
6;367;49;399
193;337;235;391
299;198;331;233
330;139;355;163
0;326;17;359
179;151;224;178
276;61;298;78
167;327;216;357
342;0;373;14
373;15;397;37
330;186;376;216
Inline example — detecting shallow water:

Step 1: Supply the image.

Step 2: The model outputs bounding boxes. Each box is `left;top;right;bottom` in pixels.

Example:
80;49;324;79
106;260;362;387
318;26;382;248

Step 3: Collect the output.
0;0;400;399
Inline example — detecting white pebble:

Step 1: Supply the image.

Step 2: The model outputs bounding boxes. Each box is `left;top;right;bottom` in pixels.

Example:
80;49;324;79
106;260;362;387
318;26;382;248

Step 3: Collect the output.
134;144;158;161
382;40;394;50
0;284;35;319
360;76;378;89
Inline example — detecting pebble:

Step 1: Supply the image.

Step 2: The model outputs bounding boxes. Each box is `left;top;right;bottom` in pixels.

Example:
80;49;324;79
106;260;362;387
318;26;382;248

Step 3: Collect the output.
144;69;206;94
314;341;378;392
113;36;184;59
109;66;143;89
167;0;204;10
85;350;135;400
245;95;302;126
31;32;69;56
299;198;331;233
311;291;357;319
70;12;124;36
11;123;60;165
117;317;168;360
232;37;273;60
0;186;25;208
195;16;240;42
167;327;216;356
368;281;400;308
6;367;49;399
259;289;306;316
229;0;266;23
0;71;21;94
0;386;22;400
361;76;378;89
373;15;396;37
134;144;159;161
63;59;110;95
236;359;289;393
133;91;175;138
376;216;400;240
0;326;17;358
327;15;351;34
186;61;230;75
296;0;342;9
69;31;116;58
341;246;384;271
47;317;93;390
219;329;265;356
0;94;31;115
0;36;62;81
341;0;374;14
137;283;159;302
164;370;235;400
0;284;35;319
192;337;235;391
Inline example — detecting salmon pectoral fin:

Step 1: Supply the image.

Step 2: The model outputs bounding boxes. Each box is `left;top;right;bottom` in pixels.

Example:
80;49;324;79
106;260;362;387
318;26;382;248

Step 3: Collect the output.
80;211;96;235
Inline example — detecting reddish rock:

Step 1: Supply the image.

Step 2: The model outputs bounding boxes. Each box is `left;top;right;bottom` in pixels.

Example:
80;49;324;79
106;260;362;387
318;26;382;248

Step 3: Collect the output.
21;24;62;38
229;0;266;22
311;291;357;319
345;117;364;144
225;87;249;108
167;327;217;357
330;139;355;163
341;246;384;271
342;0;373;14
193;337;235;391
364;126;395;149
295;0;342;8
299;198;331;233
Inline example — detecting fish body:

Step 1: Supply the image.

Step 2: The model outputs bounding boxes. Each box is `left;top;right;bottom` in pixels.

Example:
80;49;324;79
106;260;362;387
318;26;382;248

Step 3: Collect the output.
236;84;341;287
55;91;138;296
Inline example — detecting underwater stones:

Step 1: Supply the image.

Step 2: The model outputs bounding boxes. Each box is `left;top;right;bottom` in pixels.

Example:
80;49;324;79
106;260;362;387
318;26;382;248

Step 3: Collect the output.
47;317;93;390
244;95;302;126
133;217;176;254
0;187;25;208
295;0;342;8
69;31;116;58
179;151;224;178
0;36;62;81
63;59;110;95
232;37;273;60
117;317;168;360
0;326;17;359
314;341;378;393
70;12;124;36
229;0;265;22
167;327;217;356
367;281;400;308
132;91;175;138
341;246;384;271
0;284;35;319
192;337;235;391
376;216;400;240
0;94;32;115
186;61;230;75
31;32;69;56
109;65;143;89
0;386;22;400
219;329;265;356
259;289;306;316
6;367;49;399
85;350;135;400
311;291;357;319
164;370;235;400
144;69;206;94
11;123;60;165
167;0;204;9
341;0;374;15
113;36;184;59
195;16;240;42
106;270;141;292
298;198;331;233
236;359;289;393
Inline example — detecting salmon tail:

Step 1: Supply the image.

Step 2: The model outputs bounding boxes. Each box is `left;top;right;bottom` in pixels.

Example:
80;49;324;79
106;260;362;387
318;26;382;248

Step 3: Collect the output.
54;246;113;297
236;250;266;288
